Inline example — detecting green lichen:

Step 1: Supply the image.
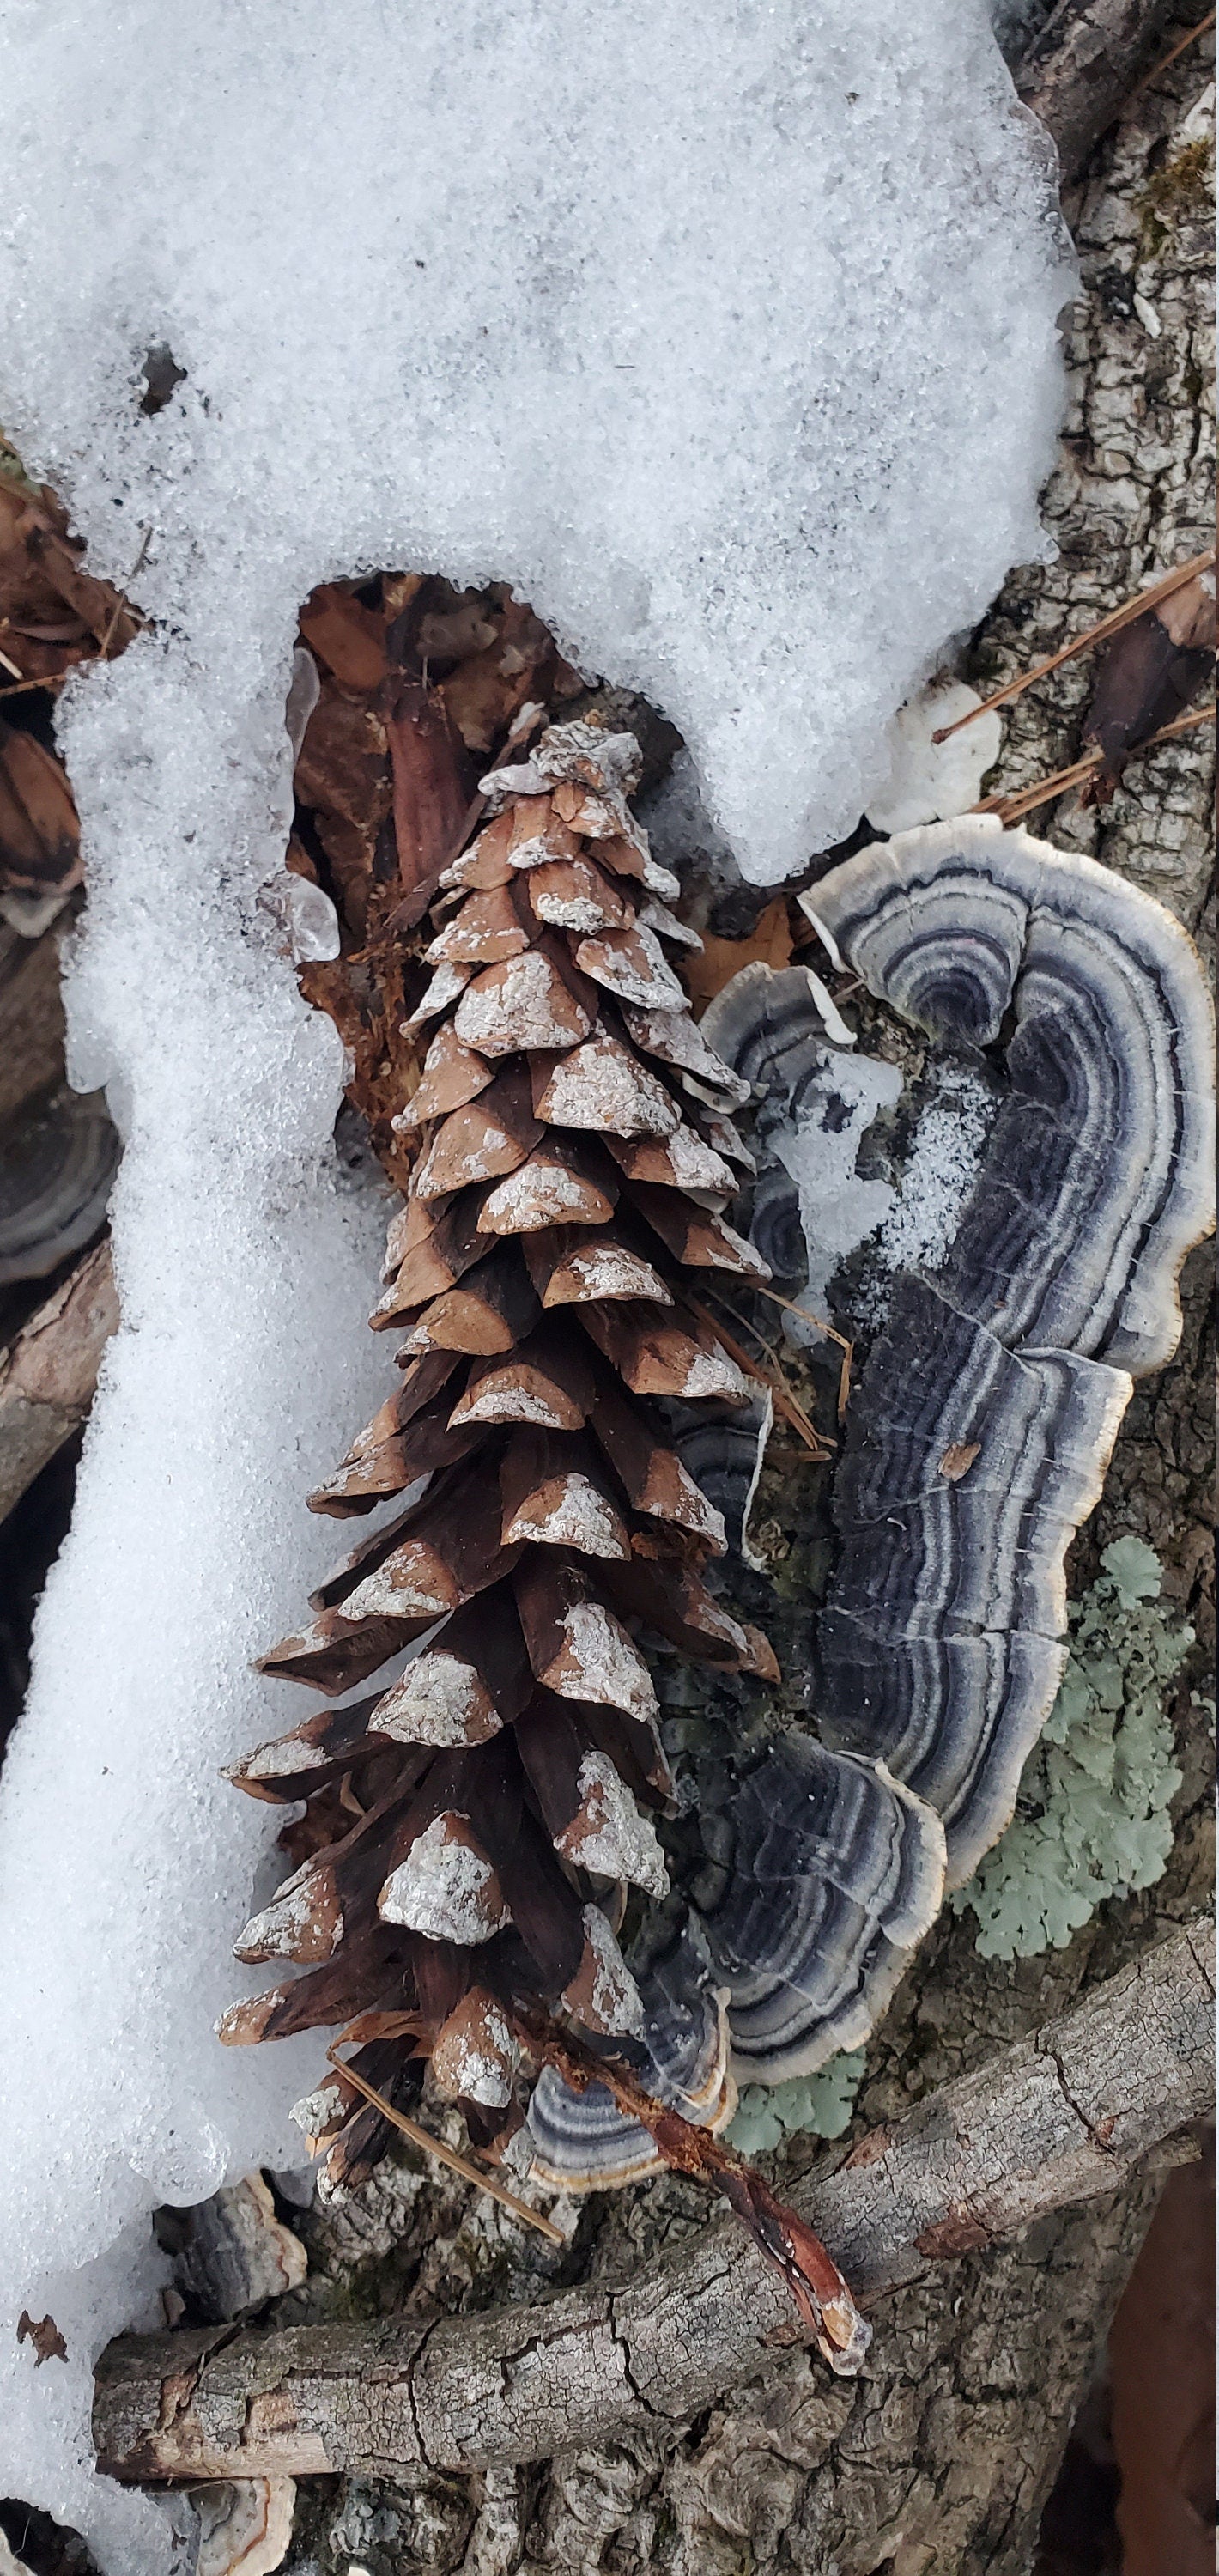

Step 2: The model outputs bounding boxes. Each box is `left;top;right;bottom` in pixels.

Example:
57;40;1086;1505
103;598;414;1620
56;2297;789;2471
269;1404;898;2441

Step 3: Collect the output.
953;1540;1190;1961
727;2050;866;2155
1137;136;1213;257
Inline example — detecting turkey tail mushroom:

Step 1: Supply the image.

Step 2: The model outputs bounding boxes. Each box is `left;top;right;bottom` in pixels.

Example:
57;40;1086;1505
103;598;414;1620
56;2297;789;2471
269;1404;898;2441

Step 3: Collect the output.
520;1920;736;2189
0;1085;120;1284
788;817;1215;1893
802;817;1216;1374
816;1273;1132;1884
696;1734;946;2081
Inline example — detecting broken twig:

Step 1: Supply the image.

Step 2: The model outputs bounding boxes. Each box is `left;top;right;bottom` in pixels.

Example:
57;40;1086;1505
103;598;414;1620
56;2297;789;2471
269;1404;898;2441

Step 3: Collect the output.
93;1923;1214;2484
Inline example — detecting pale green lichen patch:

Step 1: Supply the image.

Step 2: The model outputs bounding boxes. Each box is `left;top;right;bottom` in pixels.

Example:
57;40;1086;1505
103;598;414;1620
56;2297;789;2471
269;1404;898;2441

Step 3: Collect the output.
952;1540;1190;1960
727;2050;866;2154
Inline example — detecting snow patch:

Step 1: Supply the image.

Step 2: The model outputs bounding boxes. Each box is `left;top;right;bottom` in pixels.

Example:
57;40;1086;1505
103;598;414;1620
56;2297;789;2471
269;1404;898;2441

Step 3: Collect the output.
852;1064;998;1327
865;678;1004;834
773;1052;904;1335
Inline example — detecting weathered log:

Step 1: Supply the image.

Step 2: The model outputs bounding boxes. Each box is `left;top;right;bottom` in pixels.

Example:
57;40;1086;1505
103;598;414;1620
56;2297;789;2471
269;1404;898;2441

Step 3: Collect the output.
0;1238;117;1521
93;1917;1213;2485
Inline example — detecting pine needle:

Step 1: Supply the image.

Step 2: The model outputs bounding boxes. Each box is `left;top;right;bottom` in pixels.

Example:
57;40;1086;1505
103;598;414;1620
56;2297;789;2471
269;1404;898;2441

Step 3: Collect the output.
931;550;1216;744
691;1291;834;1455
1125;7;1216;108
748;1278;854;1421
973;699;1216;824
324;2043;566;2245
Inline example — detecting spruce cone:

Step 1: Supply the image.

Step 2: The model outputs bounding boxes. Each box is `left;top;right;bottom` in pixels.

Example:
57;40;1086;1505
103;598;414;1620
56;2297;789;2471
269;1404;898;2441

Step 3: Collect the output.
221;720;779;2193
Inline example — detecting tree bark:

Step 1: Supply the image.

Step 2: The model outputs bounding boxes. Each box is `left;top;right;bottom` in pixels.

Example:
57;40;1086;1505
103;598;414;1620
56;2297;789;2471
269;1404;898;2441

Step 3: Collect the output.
94;1920;1214;2485
1017;0;1194;181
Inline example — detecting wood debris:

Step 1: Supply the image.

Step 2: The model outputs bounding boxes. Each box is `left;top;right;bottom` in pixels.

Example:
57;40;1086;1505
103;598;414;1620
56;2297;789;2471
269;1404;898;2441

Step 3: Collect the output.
15;2310;67;2366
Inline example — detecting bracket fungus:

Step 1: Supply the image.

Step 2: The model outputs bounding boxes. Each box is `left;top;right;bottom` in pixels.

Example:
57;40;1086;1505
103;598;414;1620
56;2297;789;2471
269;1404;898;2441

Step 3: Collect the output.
520;1921;735;2189
804;817;1216;1374
0;1084;119;1285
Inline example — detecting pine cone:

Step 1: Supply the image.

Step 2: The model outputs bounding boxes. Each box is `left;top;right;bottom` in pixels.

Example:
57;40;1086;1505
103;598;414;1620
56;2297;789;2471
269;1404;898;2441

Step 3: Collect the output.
221;719;779;2191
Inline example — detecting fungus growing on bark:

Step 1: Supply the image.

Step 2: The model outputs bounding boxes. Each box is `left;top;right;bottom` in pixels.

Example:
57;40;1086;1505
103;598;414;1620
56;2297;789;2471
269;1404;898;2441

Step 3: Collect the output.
0;1084;119;1284
520;1922;734;2189
798;819;1214;1905
818;1274;1132;1881
804;817;1216;1373
562;816;1212;2134
695;1734;946;2081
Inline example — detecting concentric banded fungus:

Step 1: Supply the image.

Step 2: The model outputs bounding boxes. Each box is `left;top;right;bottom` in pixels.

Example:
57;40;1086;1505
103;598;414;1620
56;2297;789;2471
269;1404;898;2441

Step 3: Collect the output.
817;1273;1131;1880
696;1734;946;2081
786;820;1215;1904
521;1923;734;2188
699;961;855;1113
0;1085;119;1285
804;817;1216;1374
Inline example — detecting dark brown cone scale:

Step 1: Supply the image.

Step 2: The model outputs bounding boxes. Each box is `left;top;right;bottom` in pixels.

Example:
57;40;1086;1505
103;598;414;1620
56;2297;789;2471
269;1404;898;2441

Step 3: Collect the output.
221;720;777;2192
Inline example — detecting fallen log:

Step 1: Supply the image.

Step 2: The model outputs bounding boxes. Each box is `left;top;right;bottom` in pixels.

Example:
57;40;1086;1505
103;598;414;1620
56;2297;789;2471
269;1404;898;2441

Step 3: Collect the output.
94;1917;1214;2485
0;1240;117;1522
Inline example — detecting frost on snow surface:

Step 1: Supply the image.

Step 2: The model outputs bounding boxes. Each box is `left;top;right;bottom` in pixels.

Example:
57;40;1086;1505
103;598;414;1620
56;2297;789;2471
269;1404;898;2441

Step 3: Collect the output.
0;0;1068;2555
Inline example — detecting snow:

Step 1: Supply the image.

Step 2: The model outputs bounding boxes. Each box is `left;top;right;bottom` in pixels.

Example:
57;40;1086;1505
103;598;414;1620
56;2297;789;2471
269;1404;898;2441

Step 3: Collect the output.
0;4;1067;891
0;658;391;2567
0;0;1070;2549
773;1051;904;1331
864;679;1004;835
853;1063;998;1327
773;1042;998;1340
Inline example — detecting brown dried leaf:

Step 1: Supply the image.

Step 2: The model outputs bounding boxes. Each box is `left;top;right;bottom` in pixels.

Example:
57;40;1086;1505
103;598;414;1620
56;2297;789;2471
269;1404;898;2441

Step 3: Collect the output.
382;675;473;909
1082;579;1216;800
0;480;137;682
439;597;559;752
17;2309;68;2366
296;942;421;1185
299;582;389;692
683;898;793;1008
939;1440;981;1482
293;682;392;937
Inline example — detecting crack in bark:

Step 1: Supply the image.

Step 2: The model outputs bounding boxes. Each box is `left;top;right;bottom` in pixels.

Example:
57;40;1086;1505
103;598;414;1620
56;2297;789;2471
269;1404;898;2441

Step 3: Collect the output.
1038;2035;1119;2156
